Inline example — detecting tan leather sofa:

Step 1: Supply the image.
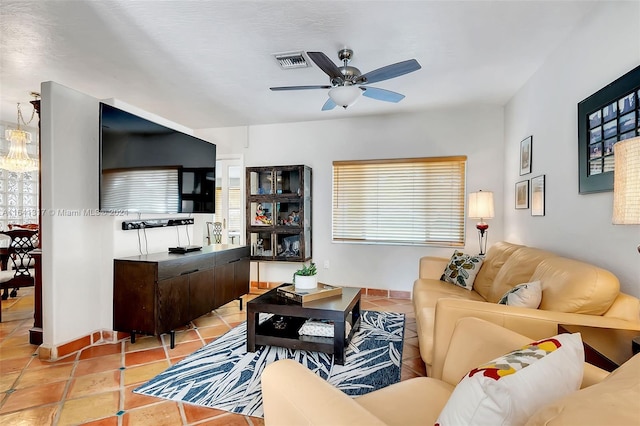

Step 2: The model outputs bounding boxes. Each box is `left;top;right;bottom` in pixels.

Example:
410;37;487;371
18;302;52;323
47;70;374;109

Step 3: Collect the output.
262;317;639;425
413;241;640;376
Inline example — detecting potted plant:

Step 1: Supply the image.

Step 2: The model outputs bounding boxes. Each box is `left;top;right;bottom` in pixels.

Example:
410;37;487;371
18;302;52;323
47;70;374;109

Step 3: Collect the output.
293;262;317;290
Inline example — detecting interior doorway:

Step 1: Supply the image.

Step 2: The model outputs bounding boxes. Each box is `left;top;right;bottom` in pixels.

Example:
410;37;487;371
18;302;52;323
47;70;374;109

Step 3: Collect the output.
213;156;244;245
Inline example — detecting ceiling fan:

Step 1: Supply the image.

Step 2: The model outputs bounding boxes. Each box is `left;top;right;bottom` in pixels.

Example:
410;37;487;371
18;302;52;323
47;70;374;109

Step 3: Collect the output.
270;49;421;111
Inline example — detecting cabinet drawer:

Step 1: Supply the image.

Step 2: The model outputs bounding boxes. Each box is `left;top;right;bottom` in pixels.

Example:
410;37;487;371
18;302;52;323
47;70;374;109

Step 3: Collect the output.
157;255;215;280
216;246;250;265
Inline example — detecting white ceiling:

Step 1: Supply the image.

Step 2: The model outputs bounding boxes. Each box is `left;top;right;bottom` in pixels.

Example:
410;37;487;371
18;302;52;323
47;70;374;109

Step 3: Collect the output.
0;1;599;130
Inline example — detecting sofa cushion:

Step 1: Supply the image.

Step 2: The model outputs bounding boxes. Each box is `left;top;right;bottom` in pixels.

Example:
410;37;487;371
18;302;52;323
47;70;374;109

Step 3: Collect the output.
498;280;542;308
533;257;620;315
436;332;584;426
487;246;555;303
526;353;640;426
440;251;483;290
473;241;523;300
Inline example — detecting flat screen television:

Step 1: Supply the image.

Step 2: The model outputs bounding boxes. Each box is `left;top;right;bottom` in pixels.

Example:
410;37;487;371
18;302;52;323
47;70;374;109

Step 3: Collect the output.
99;103;216;214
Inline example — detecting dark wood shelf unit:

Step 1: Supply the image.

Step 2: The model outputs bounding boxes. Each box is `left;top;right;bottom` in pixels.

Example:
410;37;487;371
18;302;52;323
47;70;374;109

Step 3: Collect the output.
246;165;312;262
113;245;250;348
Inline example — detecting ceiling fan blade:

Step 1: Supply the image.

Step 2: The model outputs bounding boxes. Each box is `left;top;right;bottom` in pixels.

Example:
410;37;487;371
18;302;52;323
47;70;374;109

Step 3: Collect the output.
355;59;421;85
270;85;332;91
321;98;337;111
361;87;405;103
307;52;344;81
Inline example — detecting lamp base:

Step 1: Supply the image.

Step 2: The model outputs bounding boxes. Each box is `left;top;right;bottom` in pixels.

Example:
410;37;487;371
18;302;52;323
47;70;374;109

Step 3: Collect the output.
476;223;489;256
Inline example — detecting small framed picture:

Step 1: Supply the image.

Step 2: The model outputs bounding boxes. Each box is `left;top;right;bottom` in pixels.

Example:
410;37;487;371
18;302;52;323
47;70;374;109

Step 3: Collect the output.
531;175;545;216
515;180;529;209
520;136;532;175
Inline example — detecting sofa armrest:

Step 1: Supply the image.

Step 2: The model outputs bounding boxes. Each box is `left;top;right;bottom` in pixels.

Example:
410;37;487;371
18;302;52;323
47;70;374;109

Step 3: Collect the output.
430;298;640;380
419;256;449;280
261;359;386;426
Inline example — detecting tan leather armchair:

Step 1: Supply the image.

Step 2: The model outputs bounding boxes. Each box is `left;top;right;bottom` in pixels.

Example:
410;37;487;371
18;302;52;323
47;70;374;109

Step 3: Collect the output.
261;317;609;426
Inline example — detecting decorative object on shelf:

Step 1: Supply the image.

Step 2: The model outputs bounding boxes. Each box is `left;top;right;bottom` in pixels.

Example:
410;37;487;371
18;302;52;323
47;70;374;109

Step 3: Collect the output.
519;136;532;176
468;190;494;256
292;262;317;290
298;318;351;338
277;282;342;304
1;94;40;173
578;65;640;194
612;136;640;254
531;175;546;217
515;180;529;209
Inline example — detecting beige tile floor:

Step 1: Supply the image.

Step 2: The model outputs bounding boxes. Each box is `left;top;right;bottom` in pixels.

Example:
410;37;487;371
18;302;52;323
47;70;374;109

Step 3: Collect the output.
0;286;425;425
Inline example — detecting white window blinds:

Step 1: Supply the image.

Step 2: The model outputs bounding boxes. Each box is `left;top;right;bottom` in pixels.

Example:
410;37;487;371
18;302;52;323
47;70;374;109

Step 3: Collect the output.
332;156;467;246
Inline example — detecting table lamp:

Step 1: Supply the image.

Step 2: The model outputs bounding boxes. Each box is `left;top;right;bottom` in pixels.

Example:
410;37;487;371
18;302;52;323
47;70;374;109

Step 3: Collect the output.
612;136;640;354
468;190;495;255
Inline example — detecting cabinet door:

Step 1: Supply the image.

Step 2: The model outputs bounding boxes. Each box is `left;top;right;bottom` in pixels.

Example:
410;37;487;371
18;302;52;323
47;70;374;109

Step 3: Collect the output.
189;269;215;319
214;262;235;307
114;261;156;334
232;257;250;300
157;275;190;333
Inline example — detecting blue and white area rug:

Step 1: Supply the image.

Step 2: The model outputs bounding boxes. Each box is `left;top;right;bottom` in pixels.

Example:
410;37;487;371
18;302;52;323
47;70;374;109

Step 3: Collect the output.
134;310;405;417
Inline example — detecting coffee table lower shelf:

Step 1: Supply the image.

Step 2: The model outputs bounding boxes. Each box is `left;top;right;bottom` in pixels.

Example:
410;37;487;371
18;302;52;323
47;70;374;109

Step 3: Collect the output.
253;315;361;356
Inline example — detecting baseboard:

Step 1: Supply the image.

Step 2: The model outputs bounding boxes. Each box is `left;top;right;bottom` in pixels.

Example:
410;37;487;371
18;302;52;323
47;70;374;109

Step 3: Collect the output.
38;329;129;361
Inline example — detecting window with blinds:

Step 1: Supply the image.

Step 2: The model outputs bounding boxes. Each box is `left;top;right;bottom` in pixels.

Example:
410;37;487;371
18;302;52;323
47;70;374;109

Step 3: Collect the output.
102;168;180;213
332;156;467;246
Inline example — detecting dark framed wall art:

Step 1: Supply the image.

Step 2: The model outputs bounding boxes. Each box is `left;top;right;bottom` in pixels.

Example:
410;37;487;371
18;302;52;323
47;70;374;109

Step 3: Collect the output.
578;65;640;194
520;136;532;176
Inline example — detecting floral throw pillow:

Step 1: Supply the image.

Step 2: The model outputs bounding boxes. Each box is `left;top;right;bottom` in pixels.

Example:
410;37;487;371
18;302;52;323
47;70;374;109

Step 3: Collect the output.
440;251;484;290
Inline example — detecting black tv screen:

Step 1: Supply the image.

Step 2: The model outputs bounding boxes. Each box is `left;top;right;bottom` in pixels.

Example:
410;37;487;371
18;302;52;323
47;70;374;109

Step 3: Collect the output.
99;103;216;214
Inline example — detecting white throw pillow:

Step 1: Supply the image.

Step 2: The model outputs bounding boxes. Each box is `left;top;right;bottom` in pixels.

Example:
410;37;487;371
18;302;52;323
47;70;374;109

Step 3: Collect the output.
440;250;484;290
435;332;584;426
498;280;542;308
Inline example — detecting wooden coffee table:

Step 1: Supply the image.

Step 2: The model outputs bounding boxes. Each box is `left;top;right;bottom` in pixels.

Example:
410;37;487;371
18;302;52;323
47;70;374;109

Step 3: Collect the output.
247;285;361;365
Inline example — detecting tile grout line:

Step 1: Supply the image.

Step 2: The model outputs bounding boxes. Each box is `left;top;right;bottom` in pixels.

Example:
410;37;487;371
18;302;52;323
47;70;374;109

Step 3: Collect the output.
118;338;126;426
50;349;81;426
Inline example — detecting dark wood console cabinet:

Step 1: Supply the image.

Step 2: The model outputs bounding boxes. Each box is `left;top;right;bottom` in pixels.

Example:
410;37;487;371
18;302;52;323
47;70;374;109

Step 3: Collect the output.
113;245;250;347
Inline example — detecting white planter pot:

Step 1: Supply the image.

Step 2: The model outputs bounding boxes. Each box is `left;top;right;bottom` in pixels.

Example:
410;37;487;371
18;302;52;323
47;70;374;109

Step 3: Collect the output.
294;275;317;290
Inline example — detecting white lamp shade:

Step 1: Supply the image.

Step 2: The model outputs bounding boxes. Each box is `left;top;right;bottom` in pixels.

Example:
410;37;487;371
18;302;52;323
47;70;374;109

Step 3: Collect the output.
328;85;361;108
613;136;640;224
468;191;495;219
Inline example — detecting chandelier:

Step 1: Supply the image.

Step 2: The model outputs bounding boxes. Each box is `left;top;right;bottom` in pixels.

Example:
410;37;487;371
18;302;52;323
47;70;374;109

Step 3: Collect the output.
1;97;39;173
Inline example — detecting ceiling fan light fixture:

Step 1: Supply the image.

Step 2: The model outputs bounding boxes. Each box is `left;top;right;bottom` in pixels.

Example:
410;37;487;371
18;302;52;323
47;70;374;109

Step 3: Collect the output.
328;85;361;109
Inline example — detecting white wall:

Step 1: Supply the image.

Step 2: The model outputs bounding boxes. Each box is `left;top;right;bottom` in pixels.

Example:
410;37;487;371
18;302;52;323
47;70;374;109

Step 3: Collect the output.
197;106;506;292
504;1;640;296
41;81;105;345
40;82;205;348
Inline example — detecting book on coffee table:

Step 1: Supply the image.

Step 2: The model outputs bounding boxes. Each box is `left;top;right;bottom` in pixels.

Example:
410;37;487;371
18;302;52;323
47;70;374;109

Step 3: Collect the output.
276;283;342;304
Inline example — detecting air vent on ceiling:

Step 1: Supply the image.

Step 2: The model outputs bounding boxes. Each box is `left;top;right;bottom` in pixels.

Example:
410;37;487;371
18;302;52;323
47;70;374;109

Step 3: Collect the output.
273;51;309;69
